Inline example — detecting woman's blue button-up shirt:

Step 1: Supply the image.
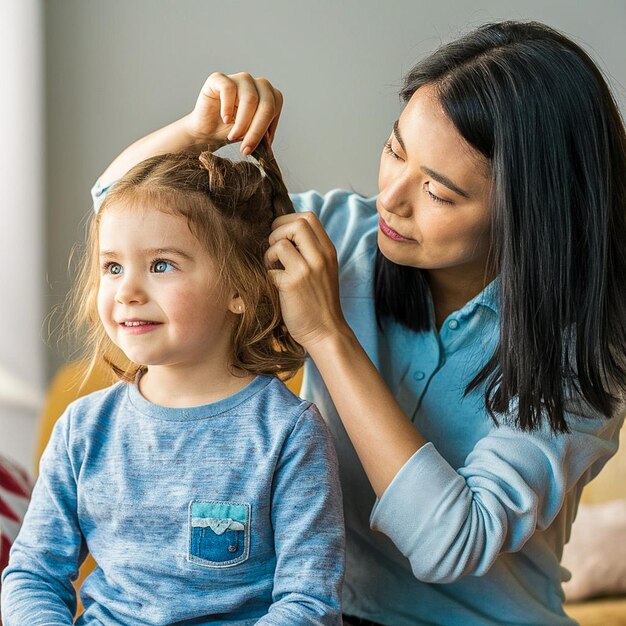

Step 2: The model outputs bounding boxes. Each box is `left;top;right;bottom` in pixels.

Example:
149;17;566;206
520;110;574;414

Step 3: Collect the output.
293;189;624;626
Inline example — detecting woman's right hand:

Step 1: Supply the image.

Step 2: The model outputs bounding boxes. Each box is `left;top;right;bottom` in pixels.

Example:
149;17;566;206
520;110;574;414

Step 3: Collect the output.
98;72;283;187
185;72;283;155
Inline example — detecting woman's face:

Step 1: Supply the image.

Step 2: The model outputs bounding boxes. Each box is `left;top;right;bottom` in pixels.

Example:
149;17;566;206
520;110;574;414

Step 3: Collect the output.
377;84;492;279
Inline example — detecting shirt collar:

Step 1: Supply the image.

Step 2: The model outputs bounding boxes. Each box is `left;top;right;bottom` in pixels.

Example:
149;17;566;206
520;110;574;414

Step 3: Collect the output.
458;276;500;317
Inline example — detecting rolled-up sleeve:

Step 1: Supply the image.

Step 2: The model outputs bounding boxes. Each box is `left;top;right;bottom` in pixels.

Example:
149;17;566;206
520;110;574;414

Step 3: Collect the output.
370;407;624;583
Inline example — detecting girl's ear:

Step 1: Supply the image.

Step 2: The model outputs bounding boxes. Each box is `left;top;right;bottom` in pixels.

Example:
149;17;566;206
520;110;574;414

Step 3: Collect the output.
228;294;245;315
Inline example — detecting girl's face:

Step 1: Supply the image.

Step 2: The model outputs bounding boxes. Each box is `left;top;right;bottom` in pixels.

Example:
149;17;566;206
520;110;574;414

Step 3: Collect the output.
377;84;492;281
97;204;241;373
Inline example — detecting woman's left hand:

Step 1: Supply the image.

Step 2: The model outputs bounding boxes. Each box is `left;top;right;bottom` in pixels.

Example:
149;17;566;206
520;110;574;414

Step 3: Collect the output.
266;212;348;350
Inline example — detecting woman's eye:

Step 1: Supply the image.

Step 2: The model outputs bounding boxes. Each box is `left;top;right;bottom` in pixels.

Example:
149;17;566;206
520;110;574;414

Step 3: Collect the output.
103;262;123;275
424;182;452;206
152;260;175;273
383;140;403;161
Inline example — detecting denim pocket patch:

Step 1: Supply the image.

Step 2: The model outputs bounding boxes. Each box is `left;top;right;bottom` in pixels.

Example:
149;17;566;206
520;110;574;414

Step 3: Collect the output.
188;501;251;568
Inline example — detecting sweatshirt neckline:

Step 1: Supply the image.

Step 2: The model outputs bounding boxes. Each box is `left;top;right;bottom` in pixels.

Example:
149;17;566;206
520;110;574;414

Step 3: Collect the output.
126;374;273;421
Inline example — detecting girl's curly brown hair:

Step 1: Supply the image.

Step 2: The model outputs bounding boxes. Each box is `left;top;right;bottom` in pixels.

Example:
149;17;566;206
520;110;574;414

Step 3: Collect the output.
70;139;305;384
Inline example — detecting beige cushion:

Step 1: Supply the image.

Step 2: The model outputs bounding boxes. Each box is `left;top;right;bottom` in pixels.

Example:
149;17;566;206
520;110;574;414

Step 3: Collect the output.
581;428;626;505
561;425;626;618
562;499;626;601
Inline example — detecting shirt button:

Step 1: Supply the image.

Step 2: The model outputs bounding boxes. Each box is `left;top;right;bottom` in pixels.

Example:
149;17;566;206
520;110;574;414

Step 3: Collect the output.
448;319;459;330
413;371;425;381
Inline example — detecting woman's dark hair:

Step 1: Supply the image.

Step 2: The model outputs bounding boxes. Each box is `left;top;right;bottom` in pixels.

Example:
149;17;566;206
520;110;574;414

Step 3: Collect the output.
375;21;626;432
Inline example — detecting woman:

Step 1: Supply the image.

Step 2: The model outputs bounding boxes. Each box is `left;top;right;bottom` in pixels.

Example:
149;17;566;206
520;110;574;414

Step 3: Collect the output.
94;20;626;626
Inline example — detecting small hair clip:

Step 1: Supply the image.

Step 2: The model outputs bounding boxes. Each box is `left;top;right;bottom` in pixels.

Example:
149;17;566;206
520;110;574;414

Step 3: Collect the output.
211;142;266;178
248;155;267;179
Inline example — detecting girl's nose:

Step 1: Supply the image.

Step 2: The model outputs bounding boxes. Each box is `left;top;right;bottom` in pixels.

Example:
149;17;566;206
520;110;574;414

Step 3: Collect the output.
115;272;147;305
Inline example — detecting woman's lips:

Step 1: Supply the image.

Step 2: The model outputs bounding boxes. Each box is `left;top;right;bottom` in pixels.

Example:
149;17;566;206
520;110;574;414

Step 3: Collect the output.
379;217;413;242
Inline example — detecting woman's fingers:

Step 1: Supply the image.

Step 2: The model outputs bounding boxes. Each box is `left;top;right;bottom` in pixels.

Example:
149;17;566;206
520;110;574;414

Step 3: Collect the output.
226;72;259;143
190;72;282;152
239;78;282;153
225;74;281;154
270;213;337;266
266;87;283;144
199;72;237;124
269;216;322;257
266;222;328;279
266;238;309;285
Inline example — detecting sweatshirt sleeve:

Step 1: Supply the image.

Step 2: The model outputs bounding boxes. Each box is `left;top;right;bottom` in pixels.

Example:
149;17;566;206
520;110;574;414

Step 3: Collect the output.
256;406;345;626
1;408;85;625
369;401;624;584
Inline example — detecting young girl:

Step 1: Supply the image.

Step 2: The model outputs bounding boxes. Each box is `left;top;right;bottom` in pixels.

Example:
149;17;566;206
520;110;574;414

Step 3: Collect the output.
71;20;626;626
1;142;345;625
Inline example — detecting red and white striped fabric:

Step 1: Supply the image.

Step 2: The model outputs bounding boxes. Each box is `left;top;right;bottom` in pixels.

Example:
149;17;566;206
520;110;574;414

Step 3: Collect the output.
0;455;31;575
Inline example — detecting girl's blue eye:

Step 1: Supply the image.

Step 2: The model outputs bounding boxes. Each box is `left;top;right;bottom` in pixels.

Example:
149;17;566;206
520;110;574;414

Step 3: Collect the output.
152;260;174;273
104;262;123;275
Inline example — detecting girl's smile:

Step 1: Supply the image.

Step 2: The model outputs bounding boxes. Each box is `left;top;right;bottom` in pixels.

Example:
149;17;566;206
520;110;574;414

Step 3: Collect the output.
97;205;241;379
118;319;163;334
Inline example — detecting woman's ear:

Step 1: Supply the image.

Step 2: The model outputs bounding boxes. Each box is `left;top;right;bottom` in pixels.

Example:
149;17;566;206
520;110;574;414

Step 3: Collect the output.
228;294;245;315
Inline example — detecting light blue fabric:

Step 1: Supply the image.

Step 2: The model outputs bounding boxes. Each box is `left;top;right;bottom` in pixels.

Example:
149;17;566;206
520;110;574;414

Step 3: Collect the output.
1;375;345;625
293;189;625;626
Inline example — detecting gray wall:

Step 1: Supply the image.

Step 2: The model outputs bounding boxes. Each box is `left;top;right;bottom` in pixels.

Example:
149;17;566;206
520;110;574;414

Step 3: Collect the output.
45;0;626;376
